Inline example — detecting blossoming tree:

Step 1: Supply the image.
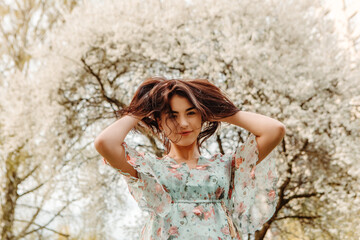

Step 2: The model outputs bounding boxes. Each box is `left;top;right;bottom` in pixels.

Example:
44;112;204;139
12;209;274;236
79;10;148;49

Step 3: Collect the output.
2;0;360;239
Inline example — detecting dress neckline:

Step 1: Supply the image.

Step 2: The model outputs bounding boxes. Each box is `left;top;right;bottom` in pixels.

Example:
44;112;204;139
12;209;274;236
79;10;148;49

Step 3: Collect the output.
163;155;203;171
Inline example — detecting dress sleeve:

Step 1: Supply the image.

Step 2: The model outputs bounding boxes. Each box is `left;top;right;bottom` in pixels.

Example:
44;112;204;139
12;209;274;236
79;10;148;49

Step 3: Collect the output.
228;132;279;235
102;141;172;217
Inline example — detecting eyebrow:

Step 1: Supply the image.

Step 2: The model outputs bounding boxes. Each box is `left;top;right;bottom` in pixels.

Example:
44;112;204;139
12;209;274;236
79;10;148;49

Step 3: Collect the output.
170;107;196;113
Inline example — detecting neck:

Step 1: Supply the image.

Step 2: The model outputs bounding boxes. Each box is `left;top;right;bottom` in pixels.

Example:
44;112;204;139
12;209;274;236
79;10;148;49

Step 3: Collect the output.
167;141;200;160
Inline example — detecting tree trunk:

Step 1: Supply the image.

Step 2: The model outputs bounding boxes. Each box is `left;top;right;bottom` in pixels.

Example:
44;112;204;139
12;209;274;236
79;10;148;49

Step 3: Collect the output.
1;159;19;240
255;222;271;240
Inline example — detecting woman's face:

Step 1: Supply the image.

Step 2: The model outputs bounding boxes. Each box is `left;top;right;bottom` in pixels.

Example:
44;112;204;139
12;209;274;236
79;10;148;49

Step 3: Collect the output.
158;94;202;147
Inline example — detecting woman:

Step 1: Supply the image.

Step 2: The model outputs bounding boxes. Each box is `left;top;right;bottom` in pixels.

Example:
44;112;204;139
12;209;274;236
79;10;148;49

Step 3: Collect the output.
94;77;285;239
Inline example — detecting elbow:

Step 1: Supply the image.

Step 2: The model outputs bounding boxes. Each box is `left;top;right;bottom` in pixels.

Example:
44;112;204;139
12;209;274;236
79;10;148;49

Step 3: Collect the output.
94;137;107;153
277;123;286;140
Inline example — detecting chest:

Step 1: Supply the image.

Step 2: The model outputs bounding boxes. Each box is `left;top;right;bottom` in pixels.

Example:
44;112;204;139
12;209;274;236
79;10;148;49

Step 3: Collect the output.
154;155;232;199
176;160;198;169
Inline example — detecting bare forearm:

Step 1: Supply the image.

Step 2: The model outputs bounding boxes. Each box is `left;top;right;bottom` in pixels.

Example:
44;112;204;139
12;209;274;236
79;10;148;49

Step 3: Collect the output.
220;111;285;137
220;111;285;164
94;115;141;146
94;115;141;176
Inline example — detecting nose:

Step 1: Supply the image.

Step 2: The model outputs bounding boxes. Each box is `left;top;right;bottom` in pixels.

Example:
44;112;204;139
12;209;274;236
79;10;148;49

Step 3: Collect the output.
178;115;189;128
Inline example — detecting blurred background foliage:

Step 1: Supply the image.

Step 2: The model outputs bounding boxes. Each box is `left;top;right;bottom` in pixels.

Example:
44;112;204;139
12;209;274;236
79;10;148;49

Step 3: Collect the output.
0;0;359;239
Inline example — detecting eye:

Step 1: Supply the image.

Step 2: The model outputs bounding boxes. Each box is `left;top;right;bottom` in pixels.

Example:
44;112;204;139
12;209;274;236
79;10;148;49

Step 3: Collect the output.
188;111;196;115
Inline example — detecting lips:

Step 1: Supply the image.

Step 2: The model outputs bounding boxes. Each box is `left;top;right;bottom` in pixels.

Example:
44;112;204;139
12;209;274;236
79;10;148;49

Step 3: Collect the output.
180;131;192;135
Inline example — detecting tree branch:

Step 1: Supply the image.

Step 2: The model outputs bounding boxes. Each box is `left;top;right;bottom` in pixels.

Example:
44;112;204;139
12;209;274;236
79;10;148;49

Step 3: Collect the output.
15;219;69;238
81;56;125;109
216;134;224;155
17;164;40;184
276;215;322;221
18;198;78;238
18;182;45;198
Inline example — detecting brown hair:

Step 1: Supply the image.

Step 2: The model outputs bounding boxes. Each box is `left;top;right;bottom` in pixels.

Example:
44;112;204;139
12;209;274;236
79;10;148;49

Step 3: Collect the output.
117;76;240;154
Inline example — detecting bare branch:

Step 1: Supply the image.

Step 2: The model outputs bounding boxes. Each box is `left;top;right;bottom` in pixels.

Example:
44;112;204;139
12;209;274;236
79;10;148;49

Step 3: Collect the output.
18;198;79;238
287;192;324;202
276;215;322;221
15;219;69;238
216;134;225;155
17;182;45;198
80;56;125;109
17;164;40;184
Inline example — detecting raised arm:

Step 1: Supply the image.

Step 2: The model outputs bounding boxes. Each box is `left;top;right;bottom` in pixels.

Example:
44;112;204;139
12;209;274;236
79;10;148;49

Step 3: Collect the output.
219;111;286;165
94;115;141;178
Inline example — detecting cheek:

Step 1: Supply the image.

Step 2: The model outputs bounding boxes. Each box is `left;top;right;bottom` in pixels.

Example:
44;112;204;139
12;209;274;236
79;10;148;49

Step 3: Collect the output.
193;117;203;127
162;121;177;134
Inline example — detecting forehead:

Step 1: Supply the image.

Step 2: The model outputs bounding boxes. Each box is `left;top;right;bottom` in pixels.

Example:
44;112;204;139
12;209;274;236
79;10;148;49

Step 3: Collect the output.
169;95;194;111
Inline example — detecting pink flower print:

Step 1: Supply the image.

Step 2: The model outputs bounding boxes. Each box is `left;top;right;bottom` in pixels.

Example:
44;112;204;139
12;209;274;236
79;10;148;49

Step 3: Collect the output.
195;164;210;170
192;205;205;216
231;154;236;167
215;187;224;199
250;166;256;179
155;204;164;213
210;205;215;215
268;170;274;181
180;210;187;218
165;194;172;202
228;187;233;199
169;168;177;173
161;185;170;193
171;164;182;169
268;190;276;201
155;183;163;194
127;155;137;166
240;145;245;152
235;157;244;169
168;226;179;236
221;226;230;235
204;211;212;220
156;227;162;236
141;225;146;235
138;181;146;190
193;208;202;216
237;202;246;213
169;164;182;173
174;172;183;180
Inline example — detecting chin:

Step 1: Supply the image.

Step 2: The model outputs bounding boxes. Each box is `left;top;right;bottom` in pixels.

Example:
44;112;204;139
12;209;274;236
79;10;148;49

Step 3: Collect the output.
170;138;197;146
179;139;198;146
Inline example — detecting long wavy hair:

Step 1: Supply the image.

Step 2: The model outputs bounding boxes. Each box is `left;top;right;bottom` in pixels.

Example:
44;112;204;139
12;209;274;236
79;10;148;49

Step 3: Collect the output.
117;76;241;155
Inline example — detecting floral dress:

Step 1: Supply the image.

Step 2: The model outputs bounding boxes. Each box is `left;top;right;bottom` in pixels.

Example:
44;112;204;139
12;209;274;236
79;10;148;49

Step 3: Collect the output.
103;132;279;240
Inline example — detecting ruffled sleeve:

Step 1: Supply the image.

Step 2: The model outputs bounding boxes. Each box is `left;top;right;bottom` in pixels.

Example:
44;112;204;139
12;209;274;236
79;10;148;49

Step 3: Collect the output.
228;132;279;236
102;141;172;217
